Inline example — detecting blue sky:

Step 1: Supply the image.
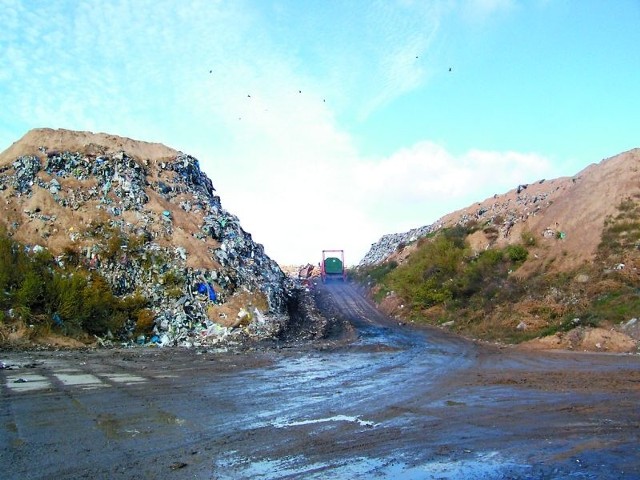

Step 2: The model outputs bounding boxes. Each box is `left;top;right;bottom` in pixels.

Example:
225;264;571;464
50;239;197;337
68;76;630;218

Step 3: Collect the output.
1;0;639;266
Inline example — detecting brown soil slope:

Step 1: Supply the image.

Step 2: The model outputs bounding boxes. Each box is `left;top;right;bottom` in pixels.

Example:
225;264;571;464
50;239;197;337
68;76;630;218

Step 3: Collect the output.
0;128;219;269
0;128;179;166
393;148;640;275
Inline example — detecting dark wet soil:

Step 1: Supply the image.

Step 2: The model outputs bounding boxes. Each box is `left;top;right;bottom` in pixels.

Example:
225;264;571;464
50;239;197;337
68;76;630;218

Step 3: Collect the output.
1;282;639;479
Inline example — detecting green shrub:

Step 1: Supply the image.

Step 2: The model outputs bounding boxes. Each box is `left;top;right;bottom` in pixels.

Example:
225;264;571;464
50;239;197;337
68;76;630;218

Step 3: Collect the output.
505;245;528;263
104;234;124;262
135;309;155;335
162;269;184;287
372;286;390;303
388;235;466;309
617;198;636;213
61;246;82;267
0;229;144;338
166;286;183;299
443;226;468;249
598;198;640;259
52;273;87;333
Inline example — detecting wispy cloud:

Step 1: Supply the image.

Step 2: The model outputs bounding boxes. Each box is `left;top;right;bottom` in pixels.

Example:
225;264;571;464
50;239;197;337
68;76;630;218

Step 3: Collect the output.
1;0;449;136
356;2;446;119
353;142;555;233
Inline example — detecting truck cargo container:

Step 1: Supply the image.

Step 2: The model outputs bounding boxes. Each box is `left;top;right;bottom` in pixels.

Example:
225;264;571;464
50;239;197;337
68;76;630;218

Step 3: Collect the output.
321;250;346;282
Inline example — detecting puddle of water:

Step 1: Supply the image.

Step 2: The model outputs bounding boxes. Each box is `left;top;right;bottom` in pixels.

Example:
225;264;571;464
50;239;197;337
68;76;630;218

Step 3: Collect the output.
95;410;186;440
95;413;122;439
273;414;377;429
6;374;51;392
156;410;186;426
354;451;530;480
215;451;529;479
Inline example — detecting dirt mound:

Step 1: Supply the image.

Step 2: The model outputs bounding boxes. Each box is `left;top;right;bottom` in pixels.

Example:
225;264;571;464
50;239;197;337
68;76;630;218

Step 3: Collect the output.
519;327;637;354
0;128;211;263
439;149;640;273
0;128;179;168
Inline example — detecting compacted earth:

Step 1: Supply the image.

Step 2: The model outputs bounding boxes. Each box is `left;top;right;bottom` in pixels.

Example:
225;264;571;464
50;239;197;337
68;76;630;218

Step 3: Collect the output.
1;282;639;479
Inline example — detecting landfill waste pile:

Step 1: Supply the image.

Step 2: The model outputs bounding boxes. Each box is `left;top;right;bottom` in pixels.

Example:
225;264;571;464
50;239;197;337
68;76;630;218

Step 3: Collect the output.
359;178;566;268
359;224;438;267
0;128;300;348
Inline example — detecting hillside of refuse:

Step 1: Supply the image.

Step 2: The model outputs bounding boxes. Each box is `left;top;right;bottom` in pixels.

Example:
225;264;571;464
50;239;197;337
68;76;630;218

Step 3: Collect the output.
0;128;294;348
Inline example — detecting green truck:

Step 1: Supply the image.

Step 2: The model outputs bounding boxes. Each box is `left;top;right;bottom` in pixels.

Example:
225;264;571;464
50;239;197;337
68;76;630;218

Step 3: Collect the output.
321;250;346;282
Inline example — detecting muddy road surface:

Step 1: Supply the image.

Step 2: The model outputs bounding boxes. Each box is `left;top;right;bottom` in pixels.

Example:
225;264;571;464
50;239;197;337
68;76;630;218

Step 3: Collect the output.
2;282;639;479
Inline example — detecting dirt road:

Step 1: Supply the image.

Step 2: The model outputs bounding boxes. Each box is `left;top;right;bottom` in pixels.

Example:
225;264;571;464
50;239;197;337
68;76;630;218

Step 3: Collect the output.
1;282;639;479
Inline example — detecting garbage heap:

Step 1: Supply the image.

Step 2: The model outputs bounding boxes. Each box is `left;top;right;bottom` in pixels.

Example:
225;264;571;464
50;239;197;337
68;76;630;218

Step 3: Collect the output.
0;129;291;348
358;224;438;267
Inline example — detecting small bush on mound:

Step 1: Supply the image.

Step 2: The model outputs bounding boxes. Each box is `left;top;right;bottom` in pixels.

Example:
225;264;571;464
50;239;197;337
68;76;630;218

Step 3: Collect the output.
134;308;155;336
388;235;464;310
0;228;148;340
351;260;398;285
521;230;537;247
381;230;530;314
599;198;640;260
505;245;528;263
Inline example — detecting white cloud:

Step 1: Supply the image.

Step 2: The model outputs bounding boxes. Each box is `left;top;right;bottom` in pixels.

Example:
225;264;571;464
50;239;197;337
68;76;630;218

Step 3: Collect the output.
211;130;557;265
352;142;555;236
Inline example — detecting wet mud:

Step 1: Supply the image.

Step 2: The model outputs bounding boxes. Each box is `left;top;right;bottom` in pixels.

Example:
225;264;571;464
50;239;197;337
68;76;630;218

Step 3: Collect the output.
1;282;639;479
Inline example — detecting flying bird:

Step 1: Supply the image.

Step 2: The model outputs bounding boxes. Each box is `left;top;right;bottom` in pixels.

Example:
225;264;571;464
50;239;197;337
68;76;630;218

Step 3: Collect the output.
449;67;452;72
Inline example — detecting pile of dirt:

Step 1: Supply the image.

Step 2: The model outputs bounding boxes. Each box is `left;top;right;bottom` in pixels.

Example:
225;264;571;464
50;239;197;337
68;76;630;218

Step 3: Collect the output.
519;326;637;353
